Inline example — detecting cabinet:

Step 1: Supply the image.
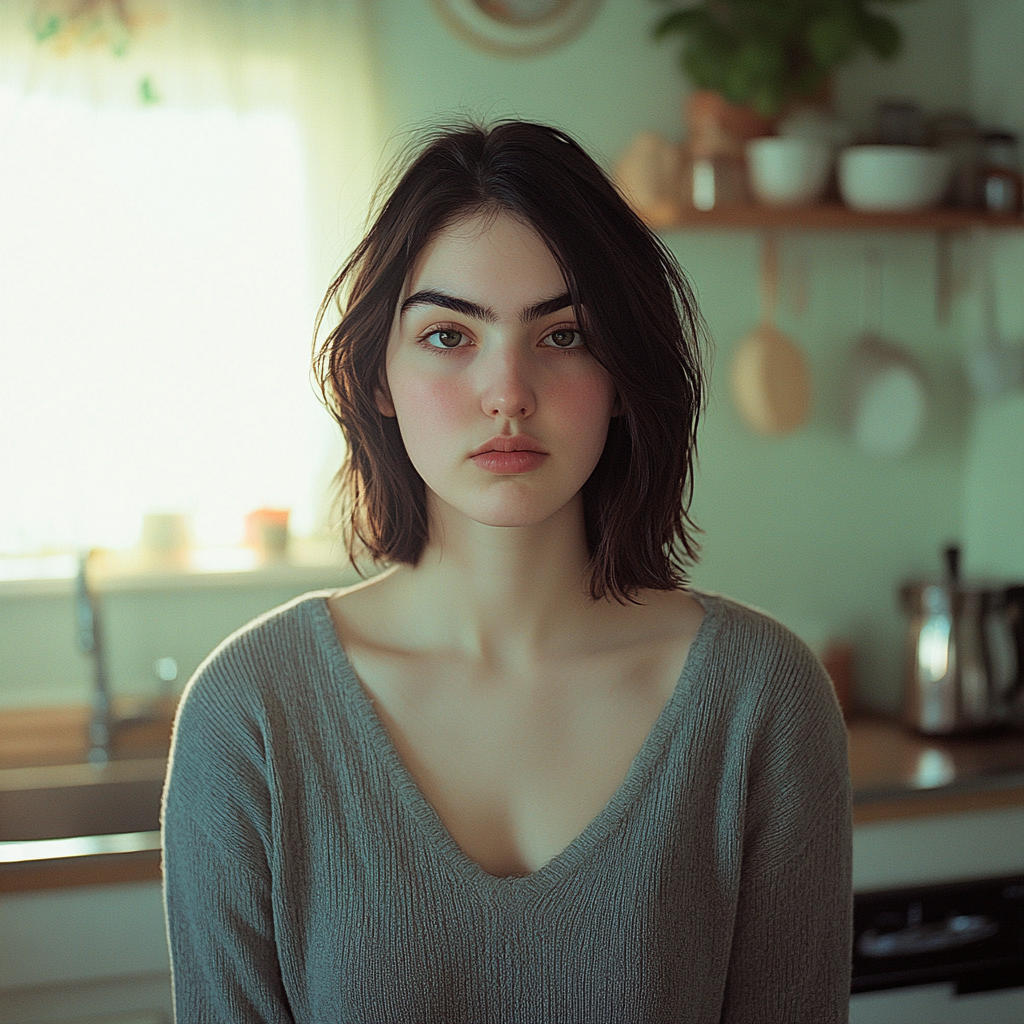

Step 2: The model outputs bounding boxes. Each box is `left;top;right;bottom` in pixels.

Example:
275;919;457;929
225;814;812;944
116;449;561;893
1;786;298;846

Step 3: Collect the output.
850;808;1024;1024
0;881;172;1023
853;804;1024;891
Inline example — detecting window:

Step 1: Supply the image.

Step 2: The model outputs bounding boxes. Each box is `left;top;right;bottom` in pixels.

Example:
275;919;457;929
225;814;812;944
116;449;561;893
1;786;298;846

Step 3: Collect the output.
0;86;333;555
0;1;380;567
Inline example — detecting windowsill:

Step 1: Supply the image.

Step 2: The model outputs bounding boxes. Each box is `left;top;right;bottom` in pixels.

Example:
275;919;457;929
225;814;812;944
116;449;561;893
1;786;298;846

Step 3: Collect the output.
0;538;369;599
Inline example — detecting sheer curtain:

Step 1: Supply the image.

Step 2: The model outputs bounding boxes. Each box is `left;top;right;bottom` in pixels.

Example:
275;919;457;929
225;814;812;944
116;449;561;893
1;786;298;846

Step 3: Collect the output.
0;0;380;558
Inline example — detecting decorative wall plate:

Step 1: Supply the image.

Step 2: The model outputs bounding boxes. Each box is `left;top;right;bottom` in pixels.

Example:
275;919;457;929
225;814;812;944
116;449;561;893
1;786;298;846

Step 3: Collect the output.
431;0;601;56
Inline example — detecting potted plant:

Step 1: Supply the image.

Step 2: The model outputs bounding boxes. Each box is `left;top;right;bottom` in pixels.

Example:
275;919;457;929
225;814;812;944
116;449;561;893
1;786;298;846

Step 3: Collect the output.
652;0;911;136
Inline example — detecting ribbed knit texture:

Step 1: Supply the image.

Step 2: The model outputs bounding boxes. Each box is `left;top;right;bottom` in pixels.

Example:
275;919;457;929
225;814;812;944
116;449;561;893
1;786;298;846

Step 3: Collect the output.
162;589;853;1023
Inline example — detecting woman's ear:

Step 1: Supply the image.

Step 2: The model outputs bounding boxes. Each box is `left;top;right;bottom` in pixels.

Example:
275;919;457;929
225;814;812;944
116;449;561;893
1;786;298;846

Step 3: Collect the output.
375;374;396;417
375;384;395;417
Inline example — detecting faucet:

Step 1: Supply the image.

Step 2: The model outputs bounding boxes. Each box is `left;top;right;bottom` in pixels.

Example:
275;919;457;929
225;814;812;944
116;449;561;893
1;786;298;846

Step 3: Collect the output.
76;551;113;764
75;550;174;765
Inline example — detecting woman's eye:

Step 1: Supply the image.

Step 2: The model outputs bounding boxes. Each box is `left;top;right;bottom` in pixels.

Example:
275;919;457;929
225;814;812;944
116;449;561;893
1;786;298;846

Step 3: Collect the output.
542;328;583;349
424;328;466;349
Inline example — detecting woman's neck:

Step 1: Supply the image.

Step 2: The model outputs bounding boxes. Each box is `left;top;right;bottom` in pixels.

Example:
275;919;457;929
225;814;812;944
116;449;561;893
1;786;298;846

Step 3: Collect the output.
390;492;610;674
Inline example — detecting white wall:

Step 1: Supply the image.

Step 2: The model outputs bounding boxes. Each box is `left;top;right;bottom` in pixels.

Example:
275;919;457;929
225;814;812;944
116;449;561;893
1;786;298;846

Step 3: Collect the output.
962;0;1024;580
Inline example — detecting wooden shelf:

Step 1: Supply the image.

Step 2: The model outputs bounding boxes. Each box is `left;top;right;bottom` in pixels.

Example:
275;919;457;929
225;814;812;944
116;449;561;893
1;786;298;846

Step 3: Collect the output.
651;204;1024;232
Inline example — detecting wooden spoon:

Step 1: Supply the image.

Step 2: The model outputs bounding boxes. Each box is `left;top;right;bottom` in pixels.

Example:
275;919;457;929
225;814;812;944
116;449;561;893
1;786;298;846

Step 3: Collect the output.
730;234;812;434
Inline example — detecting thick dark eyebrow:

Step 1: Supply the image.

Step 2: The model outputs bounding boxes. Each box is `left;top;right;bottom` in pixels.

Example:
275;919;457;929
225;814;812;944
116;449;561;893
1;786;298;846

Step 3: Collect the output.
400;290;573;325
521;293;573;323
400;290;497;322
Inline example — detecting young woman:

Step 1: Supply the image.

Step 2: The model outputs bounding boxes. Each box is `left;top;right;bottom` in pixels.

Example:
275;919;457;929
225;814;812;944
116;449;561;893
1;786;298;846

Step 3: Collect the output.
163;120;852;1023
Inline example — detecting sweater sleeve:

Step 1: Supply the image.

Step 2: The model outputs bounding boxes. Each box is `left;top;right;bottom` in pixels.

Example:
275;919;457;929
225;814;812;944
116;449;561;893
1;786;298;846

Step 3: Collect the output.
719;631;854;1024
162;651;295;1024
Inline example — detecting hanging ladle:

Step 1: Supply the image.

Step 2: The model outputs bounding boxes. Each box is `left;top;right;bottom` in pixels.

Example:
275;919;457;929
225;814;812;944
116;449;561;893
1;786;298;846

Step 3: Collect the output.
847;248;928;459
730;233;812;435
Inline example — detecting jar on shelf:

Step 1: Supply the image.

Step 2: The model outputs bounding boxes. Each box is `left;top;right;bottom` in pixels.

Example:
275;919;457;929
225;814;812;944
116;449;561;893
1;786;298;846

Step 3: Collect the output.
928;110;983;208
680;110;748;212
875;99;927;146
682;149;747;211
980;131;1022;214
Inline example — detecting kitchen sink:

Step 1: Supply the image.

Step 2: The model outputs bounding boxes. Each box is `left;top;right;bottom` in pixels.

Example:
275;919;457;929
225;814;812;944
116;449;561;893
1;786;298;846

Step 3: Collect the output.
0;759;166;844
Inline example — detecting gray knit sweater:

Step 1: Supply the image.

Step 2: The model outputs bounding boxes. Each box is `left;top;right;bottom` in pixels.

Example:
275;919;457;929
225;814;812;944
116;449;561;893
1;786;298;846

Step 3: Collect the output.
162;589;852;1023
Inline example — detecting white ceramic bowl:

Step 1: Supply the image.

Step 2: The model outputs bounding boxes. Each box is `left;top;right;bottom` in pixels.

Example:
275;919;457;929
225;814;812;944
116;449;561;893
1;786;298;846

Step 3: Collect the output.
838;146;952;212
746;137;833;206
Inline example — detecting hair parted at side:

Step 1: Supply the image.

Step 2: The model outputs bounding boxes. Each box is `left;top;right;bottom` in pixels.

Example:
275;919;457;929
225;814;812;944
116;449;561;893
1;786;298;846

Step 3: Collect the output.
313;119;708;604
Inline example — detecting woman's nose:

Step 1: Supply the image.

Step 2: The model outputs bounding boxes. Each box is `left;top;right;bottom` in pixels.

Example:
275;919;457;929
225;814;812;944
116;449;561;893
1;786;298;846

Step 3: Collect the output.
479;347;537;420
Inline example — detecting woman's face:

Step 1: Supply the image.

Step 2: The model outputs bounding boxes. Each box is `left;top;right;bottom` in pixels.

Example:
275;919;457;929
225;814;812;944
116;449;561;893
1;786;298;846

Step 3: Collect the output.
379;211;617;530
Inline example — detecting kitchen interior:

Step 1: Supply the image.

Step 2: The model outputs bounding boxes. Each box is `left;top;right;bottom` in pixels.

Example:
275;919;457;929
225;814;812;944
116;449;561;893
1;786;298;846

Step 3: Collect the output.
1;1;1023;1021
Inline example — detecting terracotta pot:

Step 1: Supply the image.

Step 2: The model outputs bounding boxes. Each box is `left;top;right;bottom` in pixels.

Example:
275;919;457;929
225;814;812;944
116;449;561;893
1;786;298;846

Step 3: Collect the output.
686;84;834;155
686;90;777;155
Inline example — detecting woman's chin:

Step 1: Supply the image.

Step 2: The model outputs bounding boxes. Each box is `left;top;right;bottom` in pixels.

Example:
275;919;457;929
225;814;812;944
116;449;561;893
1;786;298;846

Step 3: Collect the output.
466;504;564;530
428;489;581;533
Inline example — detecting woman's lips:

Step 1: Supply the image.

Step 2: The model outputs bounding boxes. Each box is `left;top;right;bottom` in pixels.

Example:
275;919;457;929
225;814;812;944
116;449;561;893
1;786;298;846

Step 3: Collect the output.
471;450;548;473
469;434;547;472
470;434;546;456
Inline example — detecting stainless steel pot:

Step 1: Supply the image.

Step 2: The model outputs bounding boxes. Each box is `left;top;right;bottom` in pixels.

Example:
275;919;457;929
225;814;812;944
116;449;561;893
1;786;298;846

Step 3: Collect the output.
900;546;1024;735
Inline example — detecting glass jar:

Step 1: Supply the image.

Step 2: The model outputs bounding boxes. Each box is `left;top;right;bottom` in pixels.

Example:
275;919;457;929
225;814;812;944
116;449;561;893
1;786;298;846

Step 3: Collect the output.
681;150;746;211
875;99;926;146
929;110;982;208
680;115;748;212
980;131;1022;214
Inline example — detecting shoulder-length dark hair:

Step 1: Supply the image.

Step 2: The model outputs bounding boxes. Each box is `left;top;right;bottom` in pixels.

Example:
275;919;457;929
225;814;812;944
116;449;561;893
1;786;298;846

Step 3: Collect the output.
313;119;707;604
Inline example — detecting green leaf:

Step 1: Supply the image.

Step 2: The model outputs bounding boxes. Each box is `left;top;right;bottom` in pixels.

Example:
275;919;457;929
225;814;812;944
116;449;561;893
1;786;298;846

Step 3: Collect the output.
723;39;784;109
736;37;786;81
32;15;61;42
684;43;729;93
806;13;858;69
652;9;711;41
749;84;785;118
859;12;902;60
792;63;828;99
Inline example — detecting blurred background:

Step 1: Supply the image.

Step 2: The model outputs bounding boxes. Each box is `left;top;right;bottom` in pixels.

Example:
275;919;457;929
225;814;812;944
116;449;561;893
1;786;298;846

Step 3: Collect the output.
1;2;1022;1022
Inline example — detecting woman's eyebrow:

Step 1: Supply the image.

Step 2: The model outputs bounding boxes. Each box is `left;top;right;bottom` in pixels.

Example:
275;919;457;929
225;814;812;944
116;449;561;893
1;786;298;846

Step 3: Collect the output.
401;290;497;322
399;290;573;324
522;293;573;322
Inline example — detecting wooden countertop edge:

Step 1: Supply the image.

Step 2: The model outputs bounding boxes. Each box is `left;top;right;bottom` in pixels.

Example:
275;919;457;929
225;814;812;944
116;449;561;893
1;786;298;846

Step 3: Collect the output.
4;788;1022;893
0;848;162;893
3;708;1022;891
853;782;1024;824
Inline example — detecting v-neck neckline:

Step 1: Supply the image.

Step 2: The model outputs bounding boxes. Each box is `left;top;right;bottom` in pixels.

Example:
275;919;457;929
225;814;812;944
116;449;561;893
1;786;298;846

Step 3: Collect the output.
309;591;721;899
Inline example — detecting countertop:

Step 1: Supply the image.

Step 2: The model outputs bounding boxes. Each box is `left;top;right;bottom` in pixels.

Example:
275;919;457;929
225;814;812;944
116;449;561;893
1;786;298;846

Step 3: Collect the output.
1;706;1023;891
847;715;1024;824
